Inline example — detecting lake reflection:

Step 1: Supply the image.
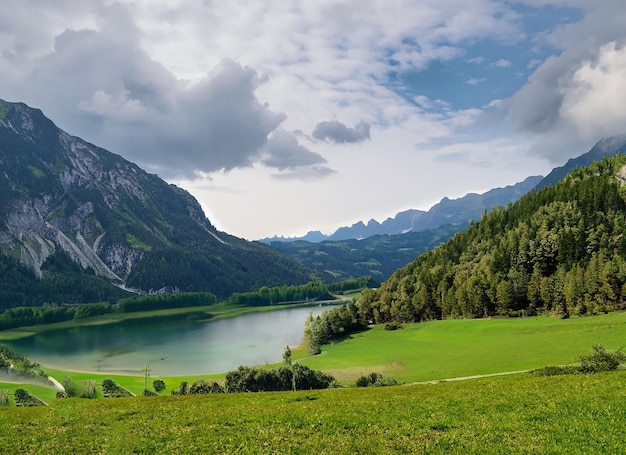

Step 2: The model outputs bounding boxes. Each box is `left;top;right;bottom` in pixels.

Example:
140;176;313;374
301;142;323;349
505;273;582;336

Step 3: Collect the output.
7;305;338;376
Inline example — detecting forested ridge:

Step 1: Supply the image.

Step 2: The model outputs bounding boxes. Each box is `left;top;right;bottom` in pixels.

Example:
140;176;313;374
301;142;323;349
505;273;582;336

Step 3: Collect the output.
359;154;626;323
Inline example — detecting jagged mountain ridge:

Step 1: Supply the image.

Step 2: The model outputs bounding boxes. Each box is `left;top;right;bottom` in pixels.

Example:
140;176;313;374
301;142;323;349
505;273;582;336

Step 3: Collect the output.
0;99;313;305
261;175;543;243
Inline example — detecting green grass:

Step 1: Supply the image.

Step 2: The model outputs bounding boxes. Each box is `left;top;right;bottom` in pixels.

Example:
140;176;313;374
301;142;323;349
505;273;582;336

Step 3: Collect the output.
1;371;625;453
301;312;626;382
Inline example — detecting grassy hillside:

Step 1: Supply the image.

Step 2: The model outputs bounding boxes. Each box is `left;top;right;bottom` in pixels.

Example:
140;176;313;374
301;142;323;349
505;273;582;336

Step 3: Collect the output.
1;371;625;453
300;311;626;382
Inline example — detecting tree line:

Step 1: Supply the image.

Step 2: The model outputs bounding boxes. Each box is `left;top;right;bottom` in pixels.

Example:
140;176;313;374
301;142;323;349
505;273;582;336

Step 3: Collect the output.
356;154;626;323
227;277;374;307
0;292;216;330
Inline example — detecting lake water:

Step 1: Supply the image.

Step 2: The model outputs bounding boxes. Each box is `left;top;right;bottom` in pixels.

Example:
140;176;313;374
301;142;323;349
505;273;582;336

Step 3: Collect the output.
6;305;339;376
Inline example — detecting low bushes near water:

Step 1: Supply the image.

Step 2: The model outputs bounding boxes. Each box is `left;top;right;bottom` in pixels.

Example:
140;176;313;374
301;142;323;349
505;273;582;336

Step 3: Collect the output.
0;344;46;378
170;364;337;395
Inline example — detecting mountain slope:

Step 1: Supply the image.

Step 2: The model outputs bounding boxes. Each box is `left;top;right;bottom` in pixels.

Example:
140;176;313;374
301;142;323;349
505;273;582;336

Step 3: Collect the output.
0;99;313;307
358;153;626;324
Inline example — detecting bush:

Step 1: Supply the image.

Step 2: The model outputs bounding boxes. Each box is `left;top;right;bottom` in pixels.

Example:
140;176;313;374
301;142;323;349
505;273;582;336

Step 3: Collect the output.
189;380;225;394
225;364;336;393
578;345;625;374
62;377;78;397
81;380;97;399
14;388;45;407
355;372;398;387
0;389;8;406
384;323;402;331
171;381;189;396
531;345;626;377
152;379;166;393
102;379;133;397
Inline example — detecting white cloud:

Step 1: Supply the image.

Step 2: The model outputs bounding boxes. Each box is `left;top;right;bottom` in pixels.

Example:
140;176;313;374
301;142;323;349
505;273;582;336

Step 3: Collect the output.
559;42;626;138
494;59;512;67
4;0;623;239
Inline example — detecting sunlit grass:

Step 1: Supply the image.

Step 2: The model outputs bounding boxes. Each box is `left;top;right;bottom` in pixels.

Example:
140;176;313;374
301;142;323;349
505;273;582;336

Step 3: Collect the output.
1;371;625;453
301;311;626;382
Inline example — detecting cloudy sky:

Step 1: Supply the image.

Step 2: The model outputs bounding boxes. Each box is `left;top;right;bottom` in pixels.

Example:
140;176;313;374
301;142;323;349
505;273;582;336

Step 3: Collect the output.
2;1;626;240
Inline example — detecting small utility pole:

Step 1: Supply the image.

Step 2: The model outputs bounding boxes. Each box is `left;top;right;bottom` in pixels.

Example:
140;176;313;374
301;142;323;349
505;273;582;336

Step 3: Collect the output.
142;363;151;394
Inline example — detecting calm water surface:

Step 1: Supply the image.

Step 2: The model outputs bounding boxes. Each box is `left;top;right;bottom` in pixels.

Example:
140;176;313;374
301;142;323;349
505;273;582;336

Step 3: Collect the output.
7;305;338;376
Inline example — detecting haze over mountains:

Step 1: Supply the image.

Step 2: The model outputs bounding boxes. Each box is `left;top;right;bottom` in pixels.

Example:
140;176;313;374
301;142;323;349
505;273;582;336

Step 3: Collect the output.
263;134;626;245
260;176;543;243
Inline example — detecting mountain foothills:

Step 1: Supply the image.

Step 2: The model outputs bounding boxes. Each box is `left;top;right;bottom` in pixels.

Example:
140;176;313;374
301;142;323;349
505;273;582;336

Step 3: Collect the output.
0;99;313;308
358;154;626;324
267;137;626;282
269;224;465;282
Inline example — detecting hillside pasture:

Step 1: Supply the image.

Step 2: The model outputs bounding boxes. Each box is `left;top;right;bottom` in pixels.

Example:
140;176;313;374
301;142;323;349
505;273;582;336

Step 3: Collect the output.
1;371;625;453
301;311;626;382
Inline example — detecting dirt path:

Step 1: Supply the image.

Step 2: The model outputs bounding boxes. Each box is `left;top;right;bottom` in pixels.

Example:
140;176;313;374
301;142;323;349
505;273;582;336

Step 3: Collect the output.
411;369;532;385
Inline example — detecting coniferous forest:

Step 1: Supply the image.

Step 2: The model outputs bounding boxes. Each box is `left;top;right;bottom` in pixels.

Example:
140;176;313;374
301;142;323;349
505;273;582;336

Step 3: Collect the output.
358;154;626;323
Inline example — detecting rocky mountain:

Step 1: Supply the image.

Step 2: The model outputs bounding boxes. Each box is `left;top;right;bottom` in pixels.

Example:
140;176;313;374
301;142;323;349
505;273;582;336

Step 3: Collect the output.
0;99;313;307
261;175;542;243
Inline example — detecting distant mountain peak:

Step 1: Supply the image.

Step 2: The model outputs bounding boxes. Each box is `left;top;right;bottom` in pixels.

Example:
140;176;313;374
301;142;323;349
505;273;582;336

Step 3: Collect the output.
260;176;542;244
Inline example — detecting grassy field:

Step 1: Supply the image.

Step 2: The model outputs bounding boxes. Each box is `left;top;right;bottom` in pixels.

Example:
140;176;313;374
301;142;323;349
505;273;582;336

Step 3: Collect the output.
3;311;626;403
300;311;626;382
1;370;625;453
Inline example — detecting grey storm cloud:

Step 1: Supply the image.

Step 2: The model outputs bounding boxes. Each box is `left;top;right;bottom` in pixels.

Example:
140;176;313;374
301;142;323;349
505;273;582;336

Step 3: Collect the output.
0;3;328;180
312;120;371;144
263;129;332;170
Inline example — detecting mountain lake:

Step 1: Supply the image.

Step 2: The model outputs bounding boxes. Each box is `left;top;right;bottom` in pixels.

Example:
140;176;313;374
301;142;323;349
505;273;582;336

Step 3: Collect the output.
5;304;340;376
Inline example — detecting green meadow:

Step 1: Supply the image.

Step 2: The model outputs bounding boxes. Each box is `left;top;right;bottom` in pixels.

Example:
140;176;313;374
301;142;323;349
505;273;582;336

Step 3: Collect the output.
1;371;626;453
300;311;626;382
2;312;626;452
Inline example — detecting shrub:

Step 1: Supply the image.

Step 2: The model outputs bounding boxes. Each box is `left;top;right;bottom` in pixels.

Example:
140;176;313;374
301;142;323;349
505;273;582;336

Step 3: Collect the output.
14;388;45;407
578;345;625;374
384;323;402;331
62;377;78;397
225;364;336;393
355;372;398;387
189;380;225;394
81;380;97;399
152;379;166;393
0;389;8;406
171;381;189;396
102;379;133;397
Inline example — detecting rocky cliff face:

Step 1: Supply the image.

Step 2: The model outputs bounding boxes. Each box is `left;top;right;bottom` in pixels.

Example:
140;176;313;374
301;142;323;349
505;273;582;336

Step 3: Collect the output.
0;99;312;302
